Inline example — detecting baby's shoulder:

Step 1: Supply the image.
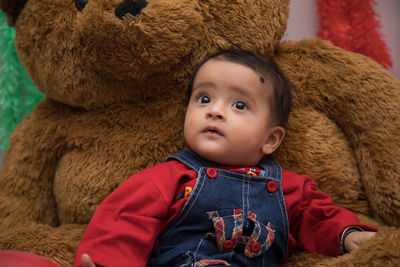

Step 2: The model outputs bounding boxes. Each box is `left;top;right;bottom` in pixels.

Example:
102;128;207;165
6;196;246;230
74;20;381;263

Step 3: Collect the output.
141;160;193;176
134;160;197;186
281;168;316;190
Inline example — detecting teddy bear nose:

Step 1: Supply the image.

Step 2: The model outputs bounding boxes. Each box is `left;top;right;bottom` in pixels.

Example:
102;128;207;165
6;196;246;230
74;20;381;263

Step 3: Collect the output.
115;0;148;19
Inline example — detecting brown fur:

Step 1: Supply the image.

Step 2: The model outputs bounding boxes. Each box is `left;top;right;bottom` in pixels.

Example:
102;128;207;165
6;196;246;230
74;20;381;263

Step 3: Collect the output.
0;0;399;266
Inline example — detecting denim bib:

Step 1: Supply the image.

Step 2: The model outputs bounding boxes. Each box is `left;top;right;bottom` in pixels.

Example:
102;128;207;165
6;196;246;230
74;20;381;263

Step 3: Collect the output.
148;149;289;267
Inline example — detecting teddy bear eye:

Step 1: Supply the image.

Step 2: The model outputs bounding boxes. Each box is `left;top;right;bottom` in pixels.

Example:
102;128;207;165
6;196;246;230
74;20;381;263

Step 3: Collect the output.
75;0;89;11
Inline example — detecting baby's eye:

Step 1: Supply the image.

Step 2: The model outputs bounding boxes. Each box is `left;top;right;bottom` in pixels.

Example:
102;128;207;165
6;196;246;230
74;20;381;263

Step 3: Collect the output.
233;101;247;110
198;95;211;104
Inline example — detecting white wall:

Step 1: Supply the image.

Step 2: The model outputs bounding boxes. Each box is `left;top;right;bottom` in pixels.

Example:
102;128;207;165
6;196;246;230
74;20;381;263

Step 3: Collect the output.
283;0;400;79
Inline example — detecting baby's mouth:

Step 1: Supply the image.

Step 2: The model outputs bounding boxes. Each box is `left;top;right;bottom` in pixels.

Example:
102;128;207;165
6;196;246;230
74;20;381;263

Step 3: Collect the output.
204;127;223;136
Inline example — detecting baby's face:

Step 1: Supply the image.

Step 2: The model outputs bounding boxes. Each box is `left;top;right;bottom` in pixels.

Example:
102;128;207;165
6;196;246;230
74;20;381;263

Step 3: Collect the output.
184;59;275;166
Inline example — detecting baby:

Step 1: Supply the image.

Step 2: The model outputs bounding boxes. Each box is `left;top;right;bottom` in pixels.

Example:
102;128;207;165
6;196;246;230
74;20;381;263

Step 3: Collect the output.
75;50;376;267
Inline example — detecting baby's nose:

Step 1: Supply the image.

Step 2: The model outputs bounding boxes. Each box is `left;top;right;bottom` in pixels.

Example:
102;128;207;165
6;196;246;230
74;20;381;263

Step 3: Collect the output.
206;104;226;120
207;112;224;120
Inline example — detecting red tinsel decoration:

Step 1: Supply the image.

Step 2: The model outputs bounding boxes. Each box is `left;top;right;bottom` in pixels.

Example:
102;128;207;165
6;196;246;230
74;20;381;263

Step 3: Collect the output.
317;0;393;69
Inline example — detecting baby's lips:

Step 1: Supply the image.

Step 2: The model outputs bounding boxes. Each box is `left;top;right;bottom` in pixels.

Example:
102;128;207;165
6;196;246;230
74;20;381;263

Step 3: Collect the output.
204;126;223;136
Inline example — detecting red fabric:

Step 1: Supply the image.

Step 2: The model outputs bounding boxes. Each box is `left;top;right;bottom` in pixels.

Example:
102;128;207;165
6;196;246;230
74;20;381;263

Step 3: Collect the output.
317;0;392;69
74;162;197;267
282;169;376;256
0;250;62;267
74;161;376;267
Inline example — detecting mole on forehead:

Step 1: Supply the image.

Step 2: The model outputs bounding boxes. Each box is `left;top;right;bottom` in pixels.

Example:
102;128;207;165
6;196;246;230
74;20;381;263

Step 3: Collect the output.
260;77;265;83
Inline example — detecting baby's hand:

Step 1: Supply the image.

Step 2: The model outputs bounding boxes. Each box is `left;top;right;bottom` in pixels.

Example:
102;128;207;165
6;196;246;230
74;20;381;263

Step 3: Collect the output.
344;231;376;252
81;254;96;267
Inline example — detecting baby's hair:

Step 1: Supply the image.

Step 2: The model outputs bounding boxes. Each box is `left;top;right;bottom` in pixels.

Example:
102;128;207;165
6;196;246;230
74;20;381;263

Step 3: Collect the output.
187;50;295;126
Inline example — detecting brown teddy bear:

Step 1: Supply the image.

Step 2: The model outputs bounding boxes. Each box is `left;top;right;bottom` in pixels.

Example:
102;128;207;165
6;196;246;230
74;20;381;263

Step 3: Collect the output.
0;0;399;266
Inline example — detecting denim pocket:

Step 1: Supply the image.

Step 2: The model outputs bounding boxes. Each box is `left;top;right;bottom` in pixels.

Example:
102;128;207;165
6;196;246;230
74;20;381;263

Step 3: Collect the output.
204;209;275;260
207;209;244;251
243;212;275;258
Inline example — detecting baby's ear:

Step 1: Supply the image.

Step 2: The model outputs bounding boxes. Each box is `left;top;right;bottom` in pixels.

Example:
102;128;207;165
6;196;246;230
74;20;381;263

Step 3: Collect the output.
262;126;285;155
0;0;28;26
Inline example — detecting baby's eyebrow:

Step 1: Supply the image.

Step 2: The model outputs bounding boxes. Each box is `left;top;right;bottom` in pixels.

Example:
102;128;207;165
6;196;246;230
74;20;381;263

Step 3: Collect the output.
230;86;253;100
192;82;214;92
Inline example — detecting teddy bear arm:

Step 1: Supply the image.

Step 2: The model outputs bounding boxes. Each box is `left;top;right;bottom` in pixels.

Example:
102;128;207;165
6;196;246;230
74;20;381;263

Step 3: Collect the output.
0;101;72;230
285;227;400;266
274;106;370;215
0;134;57;229
0;102;86;265
275;39;400;227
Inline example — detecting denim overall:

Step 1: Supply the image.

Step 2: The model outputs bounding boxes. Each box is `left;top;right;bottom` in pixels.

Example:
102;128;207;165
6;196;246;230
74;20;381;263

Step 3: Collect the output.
147;149;289;267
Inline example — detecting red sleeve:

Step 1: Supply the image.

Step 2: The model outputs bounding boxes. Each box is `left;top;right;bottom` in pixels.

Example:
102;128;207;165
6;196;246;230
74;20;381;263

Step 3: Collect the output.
282;169;377;257
73;161;196;267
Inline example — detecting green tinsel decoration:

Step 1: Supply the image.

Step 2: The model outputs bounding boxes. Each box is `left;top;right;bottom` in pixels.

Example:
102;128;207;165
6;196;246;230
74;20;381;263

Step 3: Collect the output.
0;11;44;150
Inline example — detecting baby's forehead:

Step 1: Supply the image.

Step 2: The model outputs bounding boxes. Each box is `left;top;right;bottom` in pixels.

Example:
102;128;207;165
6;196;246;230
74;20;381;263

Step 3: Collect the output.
193;58;275;95
212;58;271;83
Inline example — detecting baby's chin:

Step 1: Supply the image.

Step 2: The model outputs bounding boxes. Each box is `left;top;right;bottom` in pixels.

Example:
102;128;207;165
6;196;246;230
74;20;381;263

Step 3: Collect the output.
193;148;261;167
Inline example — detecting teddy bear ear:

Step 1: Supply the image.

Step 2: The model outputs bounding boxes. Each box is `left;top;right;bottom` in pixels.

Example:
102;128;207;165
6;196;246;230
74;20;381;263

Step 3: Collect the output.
0;0;28;26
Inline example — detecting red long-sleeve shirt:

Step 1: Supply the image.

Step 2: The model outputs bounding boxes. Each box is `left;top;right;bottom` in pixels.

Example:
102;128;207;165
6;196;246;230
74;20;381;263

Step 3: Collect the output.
74;160;376;267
